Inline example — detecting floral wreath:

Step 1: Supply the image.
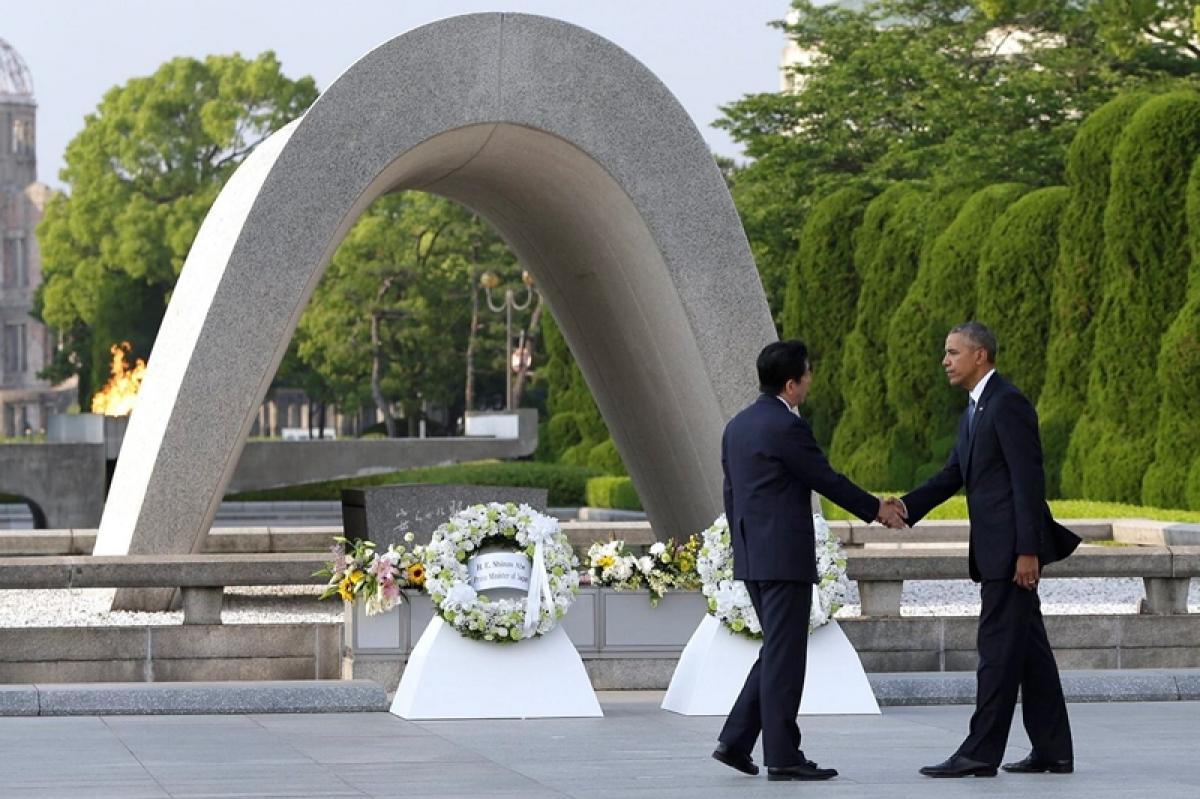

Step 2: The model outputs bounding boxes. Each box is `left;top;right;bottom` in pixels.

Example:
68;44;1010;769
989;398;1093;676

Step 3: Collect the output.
422;502;580;644
696;513;849;640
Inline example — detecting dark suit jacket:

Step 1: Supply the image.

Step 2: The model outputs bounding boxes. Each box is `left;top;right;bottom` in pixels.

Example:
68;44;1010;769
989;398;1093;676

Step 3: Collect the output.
901;373;1080;582
723;393;879;582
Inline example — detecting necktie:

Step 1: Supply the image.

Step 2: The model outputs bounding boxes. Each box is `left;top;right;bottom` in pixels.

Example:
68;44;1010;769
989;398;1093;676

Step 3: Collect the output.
967;398;977;436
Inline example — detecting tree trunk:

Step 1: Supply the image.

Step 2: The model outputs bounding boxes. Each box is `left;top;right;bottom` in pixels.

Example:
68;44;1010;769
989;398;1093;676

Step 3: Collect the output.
370;310;396;438
465;266;480;415
512;291;542;408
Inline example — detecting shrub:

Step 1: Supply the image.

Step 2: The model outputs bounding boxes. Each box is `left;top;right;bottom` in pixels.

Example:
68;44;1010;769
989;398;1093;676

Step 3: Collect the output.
1144;156;1200;509
977;186;1070;404
1041;93;1150;498
782;187;872;446
1068;91;1200;503
539;313;620;469
886;183;1028;484
831;183;926;486
585;476;643;511
585;438;627;476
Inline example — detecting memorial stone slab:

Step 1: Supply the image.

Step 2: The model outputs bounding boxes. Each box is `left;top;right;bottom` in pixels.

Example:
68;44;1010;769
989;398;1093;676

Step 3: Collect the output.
340;484;548;548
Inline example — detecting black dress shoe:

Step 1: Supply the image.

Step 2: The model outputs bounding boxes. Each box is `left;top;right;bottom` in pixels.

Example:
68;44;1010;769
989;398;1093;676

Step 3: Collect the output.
712;743;759;775
766;760;838;782
1002;754;1074;774
919;754;997;778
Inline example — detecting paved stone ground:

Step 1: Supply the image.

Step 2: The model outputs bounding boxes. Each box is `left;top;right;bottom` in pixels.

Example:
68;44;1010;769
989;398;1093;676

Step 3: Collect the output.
0;693;1196;798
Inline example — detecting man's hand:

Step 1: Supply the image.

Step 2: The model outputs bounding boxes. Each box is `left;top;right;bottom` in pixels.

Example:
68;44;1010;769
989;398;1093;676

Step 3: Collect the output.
876;497;908;529
1013;554;1040;590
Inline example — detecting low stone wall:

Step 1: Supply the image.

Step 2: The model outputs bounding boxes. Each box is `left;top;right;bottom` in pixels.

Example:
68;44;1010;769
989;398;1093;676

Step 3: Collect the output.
0;624;340;683
342;589;1200;691
843;614;1200;672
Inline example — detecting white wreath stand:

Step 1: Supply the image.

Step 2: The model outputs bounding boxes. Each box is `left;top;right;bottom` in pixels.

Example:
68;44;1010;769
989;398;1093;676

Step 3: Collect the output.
661;612;880;716
390;616;603;719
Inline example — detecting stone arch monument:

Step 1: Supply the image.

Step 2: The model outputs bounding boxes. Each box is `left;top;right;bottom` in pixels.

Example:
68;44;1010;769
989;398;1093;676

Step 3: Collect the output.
94;14;776;608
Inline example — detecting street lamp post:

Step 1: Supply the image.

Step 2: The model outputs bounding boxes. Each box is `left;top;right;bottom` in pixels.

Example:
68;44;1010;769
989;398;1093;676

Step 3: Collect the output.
480;270;535;410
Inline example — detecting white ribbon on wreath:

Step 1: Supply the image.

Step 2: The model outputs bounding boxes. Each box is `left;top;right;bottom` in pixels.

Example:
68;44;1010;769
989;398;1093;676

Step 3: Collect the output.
523;535;557;637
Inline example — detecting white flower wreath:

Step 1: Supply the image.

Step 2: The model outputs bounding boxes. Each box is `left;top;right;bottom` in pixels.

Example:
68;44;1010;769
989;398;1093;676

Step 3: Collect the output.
422;502;580;643
696;513;849;639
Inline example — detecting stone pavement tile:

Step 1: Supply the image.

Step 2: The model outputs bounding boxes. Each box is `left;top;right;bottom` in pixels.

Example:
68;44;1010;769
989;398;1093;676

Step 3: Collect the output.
143;762;362;798
277;732;488;766
10;785;170;799
249;711;435;738
338;760;554;797
105;724;312;767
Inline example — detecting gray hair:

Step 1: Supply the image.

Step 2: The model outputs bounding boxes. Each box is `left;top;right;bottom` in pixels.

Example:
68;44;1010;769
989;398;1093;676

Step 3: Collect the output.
950;321;998;362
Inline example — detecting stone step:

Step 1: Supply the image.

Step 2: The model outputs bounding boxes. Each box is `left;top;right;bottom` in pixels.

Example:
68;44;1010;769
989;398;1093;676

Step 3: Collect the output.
869;668;1200;706
0;679;387;716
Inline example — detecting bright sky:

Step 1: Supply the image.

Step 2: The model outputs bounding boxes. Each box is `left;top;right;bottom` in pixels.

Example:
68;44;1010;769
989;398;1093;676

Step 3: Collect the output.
4;0;792;189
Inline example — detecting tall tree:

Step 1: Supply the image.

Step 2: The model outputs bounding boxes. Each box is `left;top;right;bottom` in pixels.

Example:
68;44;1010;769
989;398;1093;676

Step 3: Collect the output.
976;186;1070;404
1143;156;1200;509
1068;91;1200;503
783;186;872;446
34;53;317;407
1039;92;1149;498
296;192;521;436
718;0;1199;317
831;183;926;487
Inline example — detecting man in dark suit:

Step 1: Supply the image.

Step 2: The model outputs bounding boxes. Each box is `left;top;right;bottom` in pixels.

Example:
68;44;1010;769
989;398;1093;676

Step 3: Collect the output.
712;340;905;782
897;322;1079;778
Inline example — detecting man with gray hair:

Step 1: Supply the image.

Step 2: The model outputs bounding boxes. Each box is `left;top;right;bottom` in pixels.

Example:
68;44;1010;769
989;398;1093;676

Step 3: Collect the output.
894;321;1080;778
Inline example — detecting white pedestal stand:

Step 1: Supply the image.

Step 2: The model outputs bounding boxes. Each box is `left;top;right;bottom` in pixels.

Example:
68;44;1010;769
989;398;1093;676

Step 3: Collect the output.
390;617;603;719
661;614;879;716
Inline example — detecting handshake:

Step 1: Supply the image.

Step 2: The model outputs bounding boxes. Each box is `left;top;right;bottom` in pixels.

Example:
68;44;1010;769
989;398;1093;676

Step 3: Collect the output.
875;496;908;529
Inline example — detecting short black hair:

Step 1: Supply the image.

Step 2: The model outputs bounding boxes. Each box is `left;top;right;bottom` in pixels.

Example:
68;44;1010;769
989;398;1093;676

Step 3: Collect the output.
757;340;810;394
950;321;998;363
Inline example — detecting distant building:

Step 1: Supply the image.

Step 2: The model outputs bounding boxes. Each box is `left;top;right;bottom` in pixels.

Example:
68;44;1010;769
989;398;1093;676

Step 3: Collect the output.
0;37;75;437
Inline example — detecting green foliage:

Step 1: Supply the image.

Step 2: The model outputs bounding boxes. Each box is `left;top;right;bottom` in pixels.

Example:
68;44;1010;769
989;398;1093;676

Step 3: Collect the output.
34;53;317;407
585;438;627;476
831;183;926;485
539;314;615;468
1069;91;1200;503
977;186;1070;403
585;476;643;511
1041;93;1150;499
227;460;597;506
886;183;1028;484
295;192;521;429
783;187;871;446
717;1;1196;321
1143;156;1200;509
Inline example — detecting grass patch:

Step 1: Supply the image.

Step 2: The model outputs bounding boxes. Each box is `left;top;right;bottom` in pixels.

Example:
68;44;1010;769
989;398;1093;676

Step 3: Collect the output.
820;495;1200;523
226;460;598;506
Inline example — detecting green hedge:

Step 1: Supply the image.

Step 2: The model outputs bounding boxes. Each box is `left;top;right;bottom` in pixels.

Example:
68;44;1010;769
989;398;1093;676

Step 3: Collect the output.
976;186;1070;403
1143;155;1200;509
227;460;598;506
1041;93;1149;498
1068;91;1200;504
831;183;926;486
820;495;1200;524
585;476;643;511
886;183;1027;484
782;187;871;445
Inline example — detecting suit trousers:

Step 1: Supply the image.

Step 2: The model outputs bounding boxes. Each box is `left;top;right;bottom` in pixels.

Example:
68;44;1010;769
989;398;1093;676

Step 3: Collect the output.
718;580;813;767
957;579;1073;765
